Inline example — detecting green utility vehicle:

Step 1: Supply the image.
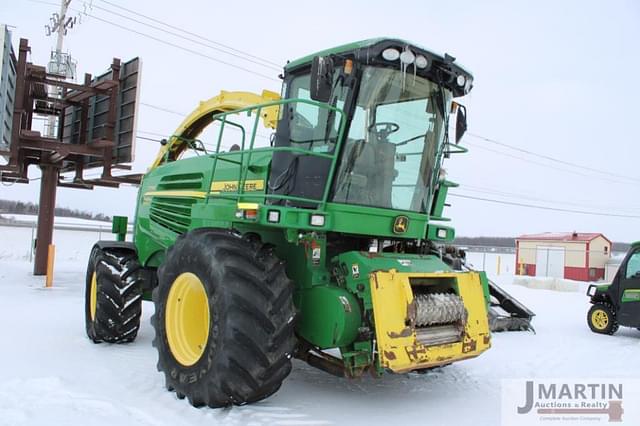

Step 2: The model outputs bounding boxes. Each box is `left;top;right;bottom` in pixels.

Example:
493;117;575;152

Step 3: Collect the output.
587;241;640;334
84;38;533;408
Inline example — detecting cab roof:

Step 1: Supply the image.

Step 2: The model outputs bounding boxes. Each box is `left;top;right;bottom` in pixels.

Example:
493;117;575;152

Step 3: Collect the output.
285;37;471;76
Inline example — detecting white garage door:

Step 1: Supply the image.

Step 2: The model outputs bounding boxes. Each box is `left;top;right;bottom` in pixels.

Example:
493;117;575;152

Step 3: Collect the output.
536;246;565;278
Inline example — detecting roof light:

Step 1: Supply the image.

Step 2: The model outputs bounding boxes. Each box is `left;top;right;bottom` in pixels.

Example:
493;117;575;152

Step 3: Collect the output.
382;48;400;61
415;55;428;69
400;48;415;65
344;59;353;75
456;75;466;87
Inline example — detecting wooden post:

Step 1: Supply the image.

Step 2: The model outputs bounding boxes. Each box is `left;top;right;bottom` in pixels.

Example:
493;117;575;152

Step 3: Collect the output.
45;244;55;287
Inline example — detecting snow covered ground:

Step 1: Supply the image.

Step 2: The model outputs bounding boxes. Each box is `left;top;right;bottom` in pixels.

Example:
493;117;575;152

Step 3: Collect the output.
0;227;638;426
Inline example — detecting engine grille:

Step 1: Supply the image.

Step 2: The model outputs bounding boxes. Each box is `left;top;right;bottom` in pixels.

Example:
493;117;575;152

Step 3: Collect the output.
157;172;204;190
149;197;196;234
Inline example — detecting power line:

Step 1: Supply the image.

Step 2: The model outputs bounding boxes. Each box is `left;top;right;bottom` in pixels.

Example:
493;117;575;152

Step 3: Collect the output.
25;0;279;81
135;134;162;143
463;139;636;186
449;193;640;219
139;101;272;139
85;13;278;81
97;0;281;68
87;1;281;72
456;183;640;213
140;102;185;117
137;129;168;138
467;132;640;183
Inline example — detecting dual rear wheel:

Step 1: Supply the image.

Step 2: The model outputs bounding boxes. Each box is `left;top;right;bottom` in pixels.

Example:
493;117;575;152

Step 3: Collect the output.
84;230;297;407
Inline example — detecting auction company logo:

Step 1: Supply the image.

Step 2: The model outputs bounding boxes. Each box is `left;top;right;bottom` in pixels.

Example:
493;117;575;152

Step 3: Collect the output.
502;379;640;425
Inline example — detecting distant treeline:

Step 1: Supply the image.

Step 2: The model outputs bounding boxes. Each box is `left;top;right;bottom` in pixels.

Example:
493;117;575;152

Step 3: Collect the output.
454;236;631;253
0;199;111;222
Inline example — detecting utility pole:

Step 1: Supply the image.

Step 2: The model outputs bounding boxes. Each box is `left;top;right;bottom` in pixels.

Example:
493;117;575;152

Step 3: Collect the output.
46;0;71;137
34;0;75;275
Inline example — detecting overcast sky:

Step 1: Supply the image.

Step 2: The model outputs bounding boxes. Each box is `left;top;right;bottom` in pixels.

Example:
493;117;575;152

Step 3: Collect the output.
1;0;639;242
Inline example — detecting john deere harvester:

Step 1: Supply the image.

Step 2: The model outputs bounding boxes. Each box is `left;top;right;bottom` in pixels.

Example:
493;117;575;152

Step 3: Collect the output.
84;38;533;407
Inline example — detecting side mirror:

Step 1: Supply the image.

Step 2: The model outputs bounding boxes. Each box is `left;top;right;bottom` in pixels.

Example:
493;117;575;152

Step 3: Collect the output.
455;104;467;144
310;56;334;103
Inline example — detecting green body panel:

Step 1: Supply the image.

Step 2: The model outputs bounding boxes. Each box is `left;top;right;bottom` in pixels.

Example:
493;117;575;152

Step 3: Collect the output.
622;289;640;303
333;251;453;309
295;286;361;348
431;180;458;220
111;216;128;242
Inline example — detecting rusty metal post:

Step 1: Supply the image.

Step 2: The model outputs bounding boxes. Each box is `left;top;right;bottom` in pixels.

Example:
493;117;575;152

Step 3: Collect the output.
33;165;59;275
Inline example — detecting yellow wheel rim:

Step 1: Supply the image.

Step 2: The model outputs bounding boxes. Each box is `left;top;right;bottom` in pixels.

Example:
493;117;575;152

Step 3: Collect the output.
89;272;98;321
591;309;609;330
165;272;210;366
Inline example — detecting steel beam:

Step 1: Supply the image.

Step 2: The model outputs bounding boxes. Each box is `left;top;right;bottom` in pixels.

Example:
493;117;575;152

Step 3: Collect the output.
33;165;58;275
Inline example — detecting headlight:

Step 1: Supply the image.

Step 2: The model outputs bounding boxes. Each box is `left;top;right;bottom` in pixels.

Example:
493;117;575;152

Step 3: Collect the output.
267;210;280;223
456;75;466;87
310;214;325;227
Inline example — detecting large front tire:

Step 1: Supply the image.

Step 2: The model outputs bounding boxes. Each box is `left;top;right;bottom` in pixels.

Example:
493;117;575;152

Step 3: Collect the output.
151;229;296;407
84;245;143;343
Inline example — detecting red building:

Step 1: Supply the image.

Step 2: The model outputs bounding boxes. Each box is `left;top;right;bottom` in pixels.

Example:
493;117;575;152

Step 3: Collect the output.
515;232;612;281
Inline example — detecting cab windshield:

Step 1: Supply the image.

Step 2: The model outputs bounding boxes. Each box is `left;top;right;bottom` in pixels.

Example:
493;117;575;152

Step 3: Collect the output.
272;65;451;212
332;66;451;212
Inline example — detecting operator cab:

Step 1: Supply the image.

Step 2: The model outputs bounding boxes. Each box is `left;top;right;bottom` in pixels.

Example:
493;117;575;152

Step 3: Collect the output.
269;38;472;215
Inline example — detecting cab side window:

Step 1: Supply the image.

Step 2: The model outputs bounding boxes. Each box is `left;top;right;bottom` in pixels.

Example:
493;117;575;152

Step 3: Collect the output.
626;251;640;279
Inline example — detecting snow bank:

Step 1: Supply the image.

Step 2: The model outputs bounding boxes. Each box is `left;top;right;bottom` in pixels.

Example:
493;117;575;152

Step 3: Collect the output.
512;275;585;293
1;213;112;228
0;224;115;262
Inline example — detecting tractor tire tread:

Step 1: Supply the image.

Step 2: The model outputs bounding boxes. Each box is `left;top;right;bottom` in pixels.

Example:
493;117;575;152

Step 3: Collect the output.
85;246;143;344
151;228;296;408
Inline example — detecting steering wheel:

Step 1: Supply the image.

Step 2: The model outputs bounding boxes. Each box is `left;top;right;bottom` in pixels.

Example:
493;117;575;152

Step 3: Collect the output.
368;122;400;139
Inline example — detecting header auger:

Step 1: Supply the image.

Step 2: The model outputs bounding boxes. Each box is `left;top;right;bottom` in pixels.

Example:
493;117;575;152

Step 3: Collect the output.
84;38;534;408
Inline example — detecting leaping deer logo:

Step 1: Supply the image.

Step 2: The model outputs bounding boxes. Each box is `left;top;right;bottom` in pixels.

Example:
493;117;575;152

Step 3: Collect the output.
393;216;409;234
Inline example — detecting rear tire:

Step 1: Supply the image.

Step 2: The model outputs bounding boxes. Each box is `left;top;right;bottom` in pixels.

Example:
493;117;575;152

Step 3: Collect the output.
84;245;143;343
151;229;297;408
587;303;618;335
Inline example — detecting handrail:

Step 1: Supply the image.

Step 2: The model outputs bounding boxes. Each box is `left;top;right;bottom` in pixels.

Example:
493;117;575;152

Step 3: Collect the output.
443;142;469;154
207;98;347;211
